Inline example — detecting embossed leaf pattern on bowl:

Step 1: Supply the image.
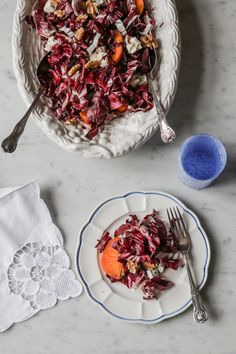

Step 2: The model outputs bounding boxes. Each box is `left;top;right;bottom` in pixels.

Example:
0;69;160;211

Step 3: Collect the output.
13;0;180;158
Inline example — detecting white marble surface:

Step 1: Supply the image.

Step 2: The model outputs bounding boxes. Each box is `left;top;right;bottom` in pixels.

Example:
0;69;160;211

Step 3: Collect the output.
0;0;236;353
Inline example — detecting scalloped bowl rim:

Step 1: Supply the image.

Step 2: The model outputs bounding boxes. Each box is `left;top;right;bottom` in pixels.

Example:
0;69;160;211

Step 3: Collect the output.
12;0;181;158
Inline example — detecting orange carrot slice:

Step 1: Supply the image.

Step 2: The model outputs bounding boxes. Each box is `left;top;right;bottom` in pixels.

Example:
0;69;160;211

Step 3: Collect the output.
101;237;124;279
135;0;144;15
112;31;123;64
117;104;128;113
79;111;89;124
113;31;123;44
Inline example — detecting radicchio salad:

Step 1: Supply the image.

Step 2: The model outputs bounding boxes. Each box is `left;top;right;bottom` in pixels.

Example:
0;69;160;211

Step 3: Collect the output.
26;0;158;139
96;210;183;300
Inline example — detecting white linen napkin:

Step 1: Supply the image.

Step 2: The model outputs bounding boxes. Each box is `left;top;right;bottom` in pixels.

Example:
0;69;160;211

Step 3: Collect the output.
0;182;82;333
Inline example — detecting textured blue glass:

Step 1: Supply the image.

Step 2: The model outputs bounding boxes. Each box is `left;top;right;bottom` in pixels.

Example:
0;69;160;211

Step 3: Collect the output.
181;136;225;180
179;134;227;189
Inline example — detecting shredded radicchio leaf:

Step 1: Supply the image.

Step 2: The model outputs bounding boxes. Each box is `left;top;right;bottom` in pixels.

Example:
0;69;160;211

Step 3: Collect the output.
122;269;146;289
27;0;157;139
97;209;182;300
95;231;111;253
142;276;174;300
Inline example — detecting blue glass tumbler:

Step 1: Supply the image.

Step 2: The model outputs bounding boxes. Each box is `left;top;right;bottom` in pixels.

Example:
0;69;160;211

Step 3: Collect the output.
179;134;227;189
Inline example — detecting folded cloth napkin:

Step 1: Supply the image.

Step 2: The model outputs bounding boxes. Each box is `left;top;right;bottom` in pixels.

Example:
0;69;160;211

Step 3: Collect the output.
0;182;82;333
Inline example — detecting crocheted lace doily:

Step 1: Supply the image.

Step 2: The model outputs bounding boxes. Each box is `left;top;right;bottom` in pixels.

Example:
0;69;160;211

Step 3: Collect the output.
8;242;81;310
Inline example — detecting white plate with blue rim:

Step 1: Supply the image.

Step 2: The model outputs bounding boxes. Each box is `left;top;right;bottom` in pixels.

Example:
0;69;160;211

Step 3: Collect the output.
76;191;210;324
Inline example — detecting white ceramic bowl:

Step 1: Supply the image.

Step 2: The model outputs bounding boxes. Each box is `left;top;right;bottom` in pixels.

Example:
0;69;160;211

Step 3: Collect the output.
13;0;181;158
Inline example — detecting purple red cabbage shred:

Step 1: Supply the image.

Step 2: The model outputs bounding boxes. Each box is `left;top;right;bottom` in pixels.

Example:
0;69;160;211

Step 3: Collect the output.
97;210;182;300
27;0;156;139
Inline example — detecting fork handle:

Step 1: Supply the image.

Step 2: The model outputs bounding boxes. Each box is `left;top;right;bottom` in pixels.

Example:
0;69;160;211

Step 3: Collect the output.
185;255;208;323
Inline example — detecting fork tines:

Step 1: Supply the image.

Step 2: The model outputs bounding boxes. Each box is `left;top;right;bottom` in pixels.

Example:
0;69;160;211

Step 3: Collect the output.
167;206;189;241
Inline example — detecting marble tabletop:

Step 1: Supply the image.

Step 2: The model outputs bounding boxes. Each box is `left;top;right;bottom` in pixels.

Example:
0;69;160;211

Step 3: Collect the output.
0;0;236;353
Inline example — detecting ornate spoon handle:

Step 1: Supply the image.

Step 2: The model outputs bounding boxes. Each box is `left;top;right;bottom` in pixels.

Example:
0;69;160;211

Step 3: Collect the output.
185;255;208;323
1;87;44;153
147;75;176;143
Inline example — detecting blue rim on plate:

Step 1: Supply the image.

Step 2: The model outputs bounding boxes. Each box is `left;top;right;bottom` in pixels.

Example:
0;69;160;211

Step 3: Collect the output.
76;191;210;323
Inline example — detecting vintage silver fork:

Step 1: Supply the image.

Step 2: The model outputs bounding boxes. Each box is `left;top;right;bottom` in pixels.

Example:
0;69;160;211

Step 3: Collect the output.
167;206;208;323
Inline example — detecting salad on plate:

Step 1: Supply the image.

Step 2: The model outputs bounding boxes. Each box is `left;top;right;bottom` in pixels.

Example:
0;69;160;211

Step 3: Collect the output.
96;210;184;300
26;0;159;139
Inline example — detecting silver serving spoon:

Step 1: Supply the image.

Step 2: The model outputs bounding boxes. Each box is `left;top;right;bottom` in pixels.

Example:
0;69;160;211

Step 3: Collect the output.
1;54;51;153
147;47;176;143
2;48;175;151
